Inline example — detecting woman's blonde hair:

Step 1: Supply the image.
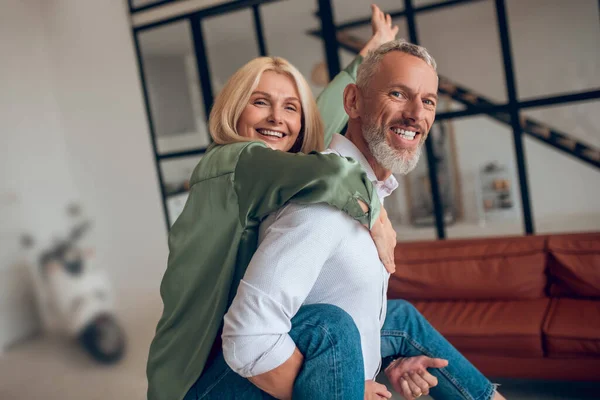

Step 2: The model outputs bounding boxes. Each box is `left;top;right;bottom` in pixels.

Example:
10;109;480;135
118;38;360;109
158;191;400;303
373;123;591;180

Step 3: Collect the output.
208;57;324;153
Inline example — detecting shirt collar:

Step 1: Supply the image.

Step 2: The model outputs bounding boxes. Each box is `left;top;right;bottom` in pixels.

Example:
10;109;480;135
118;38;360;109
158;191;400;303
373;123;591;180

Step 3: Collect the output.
326;134;399;200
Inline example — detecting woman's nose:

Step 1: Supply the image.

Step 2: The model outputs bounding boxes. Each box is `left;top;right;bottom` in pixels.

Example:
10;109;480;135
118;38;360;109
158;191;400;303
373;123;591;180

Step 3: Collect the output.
267;108;283;124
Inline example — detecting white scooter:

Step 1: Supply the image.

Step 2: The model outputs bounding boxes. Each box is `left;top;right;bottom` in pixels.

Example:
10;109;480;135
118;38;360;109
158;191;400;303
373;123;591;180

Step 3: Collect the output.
23;205;126;364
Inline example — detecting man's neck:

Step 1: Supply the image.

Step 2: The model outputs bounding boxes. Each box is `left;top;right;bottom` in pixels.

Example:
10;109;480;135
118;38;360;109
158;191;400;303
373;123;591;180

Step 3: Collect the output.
344;125;392;182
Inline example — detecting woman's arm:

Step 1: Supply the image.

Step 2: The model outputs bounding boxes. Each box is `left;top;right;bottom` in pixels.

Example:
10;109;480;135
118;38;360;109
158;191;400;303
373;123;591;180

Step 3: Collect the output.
317;4;399;147
234;142;380;229
316;56;362;147
235;142;397;273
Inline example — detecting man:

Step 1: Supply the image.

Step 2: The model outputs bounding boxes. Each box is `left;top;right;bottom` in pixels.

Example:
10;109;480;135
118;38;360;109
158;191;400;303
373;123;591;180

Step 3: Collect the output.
223;41;506;400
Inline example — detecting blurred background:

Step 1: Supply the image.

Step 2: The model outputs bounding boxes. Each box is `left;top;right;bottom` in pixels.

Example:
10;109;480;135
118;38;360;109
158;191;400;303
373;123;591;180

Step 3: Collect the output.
1;0;598;399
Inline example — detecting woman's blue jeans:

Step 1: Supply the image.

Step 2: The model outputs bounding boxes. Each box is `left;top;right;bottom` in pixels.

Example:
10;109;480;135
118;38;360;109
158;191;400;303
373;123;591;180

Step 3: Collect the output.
184;300;494;400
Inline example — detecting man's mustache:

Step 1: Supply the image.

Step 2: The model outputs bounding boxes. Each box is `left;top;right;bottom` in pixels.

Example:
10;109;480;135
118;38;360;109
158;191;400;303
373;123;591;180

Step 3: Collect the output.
386;119;423;132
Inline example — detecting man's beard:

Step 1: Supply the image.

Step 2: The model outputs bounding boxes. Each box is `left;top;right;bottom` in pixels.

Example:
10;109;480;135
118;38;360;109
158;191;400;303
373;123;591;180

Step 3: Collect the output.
363;120;423;175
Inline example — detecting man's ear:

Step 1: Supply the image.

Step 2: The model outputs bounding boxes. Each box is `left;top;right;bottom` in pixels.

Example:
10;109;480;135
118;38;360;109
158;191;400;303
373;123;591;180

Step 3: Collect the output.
343;83;361;120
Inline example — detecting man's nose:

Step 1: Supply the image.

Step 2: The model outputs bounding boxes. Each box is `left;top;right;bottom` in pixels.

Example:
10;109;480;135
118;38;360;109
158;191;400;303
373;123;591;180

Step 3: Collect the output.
403;98;426;123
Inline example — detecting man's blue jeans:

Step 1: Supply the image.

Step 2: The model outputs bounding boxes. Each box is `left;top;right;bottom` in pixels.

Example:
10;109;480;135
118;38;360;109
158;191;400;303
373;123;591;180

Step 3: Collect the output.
184;300;494;400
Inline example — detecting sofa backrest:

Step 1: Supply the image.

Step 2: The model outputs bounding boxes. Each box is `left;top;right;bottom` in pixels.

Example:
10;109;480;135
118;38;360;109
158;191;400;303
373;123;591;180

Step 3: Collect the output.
547;232;600;299
389;235;548;301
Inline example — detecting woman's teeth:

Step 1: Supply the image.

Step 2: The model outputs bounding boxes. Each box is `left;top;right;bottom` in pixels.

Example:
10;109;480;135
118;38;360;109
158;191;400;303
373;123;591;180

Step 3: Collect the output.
392;128;417;141
258;129;284;138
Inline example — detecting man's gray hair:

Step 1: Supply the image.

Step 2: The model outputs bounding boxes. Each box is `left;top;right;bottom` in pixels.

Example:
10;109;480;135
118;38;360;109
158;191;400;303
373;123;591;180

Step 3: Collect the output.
356;39;437;90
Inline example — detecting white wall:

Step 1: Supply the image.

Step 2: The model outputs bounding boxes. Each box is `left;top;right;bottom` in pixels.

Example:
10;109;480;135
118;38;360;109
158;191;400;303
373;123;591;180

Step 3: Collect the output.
0;0;82;350
0;1;82;247
40;0;169;298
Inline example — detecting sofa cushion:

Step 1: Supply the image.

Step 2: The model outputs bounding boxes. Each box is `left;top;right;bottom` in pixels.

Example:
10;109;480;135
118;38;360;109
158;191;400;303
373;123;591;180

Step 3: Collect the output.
543;298;600;358
548;232;600;298
391;236;548;300
410;299;549;357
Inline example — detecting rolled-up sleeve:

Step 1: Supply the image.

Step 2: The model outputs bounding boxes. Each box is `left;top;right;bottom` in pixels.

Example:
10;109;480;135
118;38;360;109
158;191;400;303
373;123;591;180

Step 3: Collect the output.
222;203;346;377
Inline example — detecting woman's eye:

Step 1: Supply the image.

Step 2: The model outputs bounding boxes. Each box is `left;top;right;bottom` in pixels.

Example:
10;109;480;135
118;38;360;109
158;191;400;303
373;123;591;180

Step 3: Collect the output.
254;100;267;106
285;105;297;112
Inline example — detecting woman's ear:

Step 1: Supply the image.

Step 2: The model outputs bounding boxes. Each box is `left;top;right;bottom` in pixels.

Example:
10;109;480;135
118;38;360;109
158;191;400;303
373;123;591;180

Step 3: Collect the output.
343;84;361;120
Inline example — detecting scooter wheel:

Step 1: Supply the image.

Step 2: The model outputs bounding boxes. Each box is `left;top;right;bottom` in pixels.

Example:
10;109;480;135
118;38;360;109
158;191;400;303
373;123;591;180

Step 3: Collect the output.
79;314;126;364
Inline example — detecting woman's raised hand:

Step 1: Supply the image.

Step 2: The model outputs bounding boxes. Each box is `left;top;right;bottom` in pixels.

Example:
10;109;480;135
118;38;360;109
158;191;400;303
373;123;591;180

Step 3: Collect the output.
360;4;400;56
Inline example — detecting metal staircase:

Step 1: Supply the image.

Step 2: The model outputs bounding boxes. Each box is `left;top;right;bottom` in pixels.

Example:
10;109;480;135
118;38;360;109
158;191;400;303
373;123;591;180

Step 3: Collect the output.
436;76;600;170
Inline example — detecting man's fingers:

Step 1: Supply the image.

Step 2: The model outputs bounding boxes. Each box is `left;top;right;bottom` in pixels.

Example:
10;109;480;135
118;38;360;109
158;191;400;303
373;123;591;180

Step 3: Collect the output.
392;26;399;36
425;357;449;369
409;371;430;395
373;382;392;399
399;377;413;399
403;374;423;398
365;380;392;400
418;369;439;388
385;13;391;26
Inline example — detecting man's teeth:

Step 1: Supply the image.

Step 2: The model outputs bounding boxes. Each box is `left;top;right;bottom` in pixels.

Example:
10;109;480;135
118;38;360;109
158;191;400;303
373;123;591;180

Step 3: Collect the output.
258;129;283;138
392;128;417;140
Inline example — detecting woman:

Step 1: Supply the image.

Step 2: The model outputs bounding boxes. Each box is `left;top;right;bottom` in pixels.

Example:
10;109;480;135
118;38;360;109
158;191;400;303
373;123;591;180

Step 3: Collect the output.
147;6;399;400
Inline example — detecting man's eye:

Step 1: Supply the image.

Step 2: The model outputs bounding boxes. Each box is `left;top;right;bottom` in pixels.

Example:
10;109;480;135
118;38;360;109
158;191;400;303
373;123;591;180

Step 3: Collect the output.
391;91;402;98
424;99;436;106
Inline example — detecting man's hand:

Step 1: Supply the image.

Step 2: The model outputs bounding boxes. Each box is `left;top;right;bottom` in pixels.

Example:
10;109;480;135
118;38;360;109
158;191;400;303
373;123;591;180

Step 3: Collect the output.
248;347;304;400
359;4;400;56
384;356;449;399
370;206;397;273
365;380;392;400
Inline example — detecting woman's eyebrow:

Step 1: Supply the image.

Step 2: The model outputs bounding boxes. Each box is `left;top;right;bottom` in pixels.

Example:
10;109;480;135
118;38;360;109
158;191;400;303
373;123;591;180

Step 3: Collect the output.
252;91;300;103
251;91;271;97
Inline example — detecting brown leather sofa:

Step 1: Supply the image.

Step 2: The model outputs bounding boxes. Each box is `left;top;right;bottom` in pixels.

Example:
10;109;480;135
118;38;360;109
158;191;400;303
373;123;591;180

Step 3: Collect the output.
389;232;600;381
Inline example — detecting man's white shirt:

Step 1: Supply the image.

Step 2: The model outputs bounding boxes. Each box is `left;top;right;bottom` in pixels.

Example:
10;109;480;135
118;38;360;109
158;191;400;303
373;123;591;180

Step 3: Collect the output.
222;134;399;380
